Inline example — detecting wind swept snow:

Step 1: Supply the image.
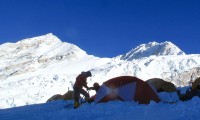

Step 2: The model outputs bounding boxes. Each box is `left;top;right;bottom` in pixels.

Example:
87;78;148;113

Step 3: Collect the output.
1;97;200;120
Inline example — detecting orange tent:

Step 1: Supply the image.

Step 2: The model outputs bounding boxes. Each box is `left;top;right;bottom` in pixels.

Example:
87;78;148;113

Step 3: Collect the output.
94;76;160;104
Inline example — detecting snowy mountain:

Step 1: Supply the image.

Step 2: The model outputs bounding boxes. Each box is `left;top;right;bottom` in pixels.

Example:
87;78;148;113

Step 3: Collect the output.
0;33;200;109
0;33;87;79
115;41;185;60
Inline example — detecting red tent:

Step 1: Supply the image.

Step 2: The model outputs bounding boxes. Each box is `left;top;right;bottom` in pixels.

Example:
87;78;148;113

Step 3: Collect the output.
94;76;160;104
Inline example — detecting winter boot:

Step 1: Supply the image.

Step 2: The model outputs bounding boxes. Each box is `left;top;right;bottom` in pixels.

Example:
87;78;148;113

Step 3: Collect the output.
85;97;89;102
74;101;80;109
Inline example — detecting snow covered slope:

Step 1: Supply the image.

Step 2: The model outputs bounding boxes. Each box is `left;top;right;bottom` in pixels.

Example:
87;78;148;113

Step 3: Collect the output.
0;33;111;108
115;41;185;60
1;98;200;120
0;33;88;79
99;54;200;86
0;33;200;109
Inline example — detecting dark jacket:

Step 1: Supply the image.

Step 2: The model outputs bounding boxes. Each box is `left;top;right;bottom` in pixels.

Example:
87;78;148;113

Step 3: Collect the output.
74;73;88;89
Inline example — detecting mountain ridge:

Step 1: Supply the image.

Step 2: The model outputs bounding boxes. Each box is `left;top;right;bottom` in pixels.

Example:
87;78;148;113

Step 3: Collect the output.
0;33;200;108
115;41;185;61
0;33;89;79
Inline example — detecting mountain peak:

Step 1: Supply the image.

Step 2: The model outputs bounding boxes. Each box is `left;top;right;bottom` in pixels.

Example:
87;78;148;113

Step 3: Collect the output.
18;33;61;45
115;41;185;61
0;33;88;79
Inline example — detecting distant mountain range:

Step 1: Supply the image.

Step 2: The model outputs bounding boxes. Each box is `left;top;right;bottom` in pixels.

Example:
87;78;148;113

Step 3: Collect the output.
0;33;200;108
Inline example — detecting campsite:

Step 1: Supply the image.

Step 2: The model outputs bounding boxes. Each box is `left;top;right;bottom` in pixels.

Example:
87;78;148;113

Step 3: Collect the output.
1;1;200;120
1;76;200;120
47;76;200;105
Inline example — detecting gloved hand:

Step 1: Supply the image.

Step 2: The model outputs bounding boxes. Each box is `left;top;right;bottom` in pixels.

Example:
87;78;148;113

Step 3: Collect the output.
87;87;91;91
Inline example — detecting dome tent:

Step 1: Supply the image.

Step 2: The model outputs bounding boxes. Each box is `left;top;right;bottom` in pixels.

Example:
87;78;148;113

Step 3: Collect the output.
62;90;74;100
178;77;200;101
146;78;177;93
46;90;74;102
192;77;200;90
94;76;160;104
46;94;63;102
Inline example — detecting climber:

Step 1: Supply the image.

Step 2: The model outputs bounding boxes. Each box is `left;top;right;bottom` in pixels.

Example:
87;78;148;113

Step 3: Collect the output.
73;71;92;109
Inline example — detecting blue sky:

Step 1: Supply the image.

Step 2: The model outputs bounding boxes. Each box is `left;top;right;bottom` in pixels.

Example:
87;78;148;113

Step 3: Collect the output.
0;0;200;57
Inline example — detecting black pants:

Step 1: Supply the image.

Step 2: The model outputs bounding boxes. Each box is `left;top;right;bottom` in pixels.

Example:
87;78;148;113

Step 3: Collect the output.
73;87;90;102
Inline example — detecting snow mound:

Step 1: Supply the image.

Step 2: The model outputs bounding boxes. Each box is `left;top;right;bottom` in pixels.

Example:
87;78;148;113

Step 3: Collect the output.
1;97;200;120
